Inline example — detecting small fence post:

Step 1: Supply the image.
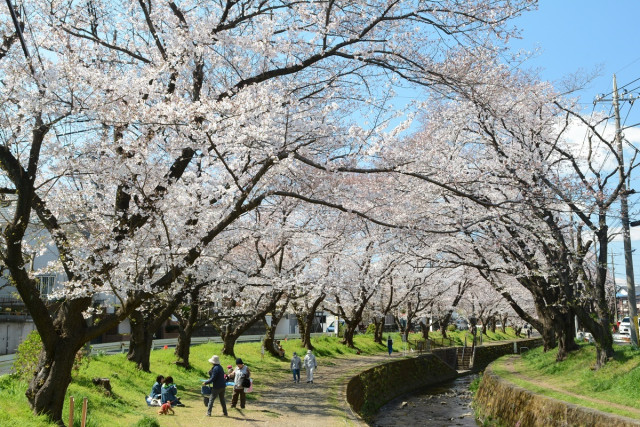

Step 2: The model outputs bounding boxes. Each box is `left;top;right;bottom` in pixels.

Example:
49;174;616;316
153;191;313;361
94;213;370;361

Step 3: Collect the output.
81;397;88;427
68;396;74;427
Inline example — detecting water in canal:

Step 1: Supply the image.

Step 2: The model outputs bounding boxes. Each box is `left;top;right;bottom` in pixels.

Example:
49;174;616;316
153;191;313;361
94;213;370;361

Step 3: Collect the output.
371;375;478;426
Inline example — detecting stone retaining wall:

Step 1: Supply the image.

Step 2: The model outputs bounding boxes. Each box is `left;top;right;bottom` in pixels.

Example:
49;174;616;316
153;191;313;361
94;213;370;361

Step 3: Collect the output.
346;354;457;420
475;365;640;426
473;338;543;371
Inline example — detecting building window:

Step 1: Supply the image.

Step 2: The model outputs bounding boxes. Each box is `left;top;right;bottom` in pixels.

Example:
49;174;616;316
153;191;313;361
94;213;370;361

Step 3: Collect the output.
37;275;56;298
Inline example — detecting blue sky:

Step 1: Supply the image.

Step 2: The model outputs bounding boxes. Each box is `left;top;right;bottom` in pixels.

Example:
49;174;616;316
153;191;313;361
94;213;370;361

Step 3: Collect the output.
509;1;640;289
510;1;640;100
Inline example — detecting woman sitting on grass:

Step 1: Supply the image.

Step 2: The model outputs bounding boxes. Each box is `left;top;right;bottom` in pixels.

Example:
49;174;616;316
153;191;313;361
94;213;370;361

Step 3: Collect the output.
161;376;184;407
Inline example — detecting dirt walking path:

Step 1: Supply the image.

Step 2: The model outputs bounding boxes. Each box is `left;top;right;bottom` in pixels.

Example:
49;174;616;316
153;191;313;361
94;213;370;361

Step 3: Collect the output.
149;353;397;427
502;356;640;418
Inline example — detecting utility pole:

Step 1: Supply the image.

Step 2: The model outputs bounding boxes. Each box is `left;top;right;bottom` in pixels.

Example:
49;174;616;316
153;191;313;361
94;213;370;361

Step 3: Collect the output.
611;250;618;324
613;74;638;346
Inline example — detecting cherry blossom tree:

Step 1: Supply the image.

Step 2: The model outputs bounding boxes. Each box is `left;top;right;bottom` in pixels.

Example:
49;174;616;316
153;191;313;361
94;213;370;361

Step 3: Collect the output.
0;1;535;422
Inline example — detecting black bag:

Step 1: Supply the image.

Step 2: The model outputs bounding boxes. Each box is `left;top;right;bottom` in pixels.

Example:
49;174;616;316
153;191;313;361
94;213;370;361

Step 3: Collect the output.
201;385;212;395
241;377;251;388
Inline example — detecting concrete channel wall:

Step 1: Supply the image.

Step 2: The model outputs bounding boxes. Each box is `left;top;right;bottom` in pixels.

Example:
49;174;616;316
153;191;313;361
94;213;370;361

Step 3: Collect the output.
472;338;543;371
345;338;544;421
475;366;640;427
346;354;458;420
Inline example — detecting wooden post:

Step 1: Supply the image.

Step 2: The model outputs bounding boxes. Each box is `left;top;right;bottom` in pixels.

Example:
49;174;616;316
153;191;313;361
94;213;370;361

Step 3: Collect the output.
68;396;74;427
81;397;88;427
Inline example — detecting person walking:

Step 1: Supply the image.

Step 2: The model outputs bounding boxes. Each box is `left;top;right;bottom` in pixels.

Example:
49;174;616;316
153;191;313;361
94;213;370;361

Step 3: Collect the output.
203;355;228;417
290;352;301;383
229;358;251;409
387;336;393;356
303;350;317;383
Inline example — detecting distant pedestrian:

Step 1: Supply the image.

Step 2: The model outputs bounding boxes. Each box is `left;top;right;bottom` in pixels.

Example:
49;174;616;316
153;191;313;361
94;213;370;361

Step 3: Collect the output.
387;336;393;356
203;355;228;417
303;350;317;383
527;328;531;338
290;352;301;383
228;358;251;409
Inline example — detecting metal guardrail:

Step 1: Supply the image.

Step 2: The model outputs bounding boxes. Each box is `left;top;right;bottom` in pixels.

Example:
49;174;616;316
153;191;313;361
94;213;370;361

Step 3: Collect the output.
0;332;325;374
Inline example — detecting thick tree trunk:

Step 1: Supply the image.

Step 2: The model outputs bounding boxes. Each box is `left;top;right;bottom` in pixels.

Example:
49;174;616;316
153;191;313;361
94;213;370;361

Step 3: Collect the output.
440;311;453;339
293;293;324;350
301;315;314;350
175;328;192;368
373;317;384;343
175;297;201;369
263;314;283;357
341;322;357;348
573;305;614;369
221;329;240;357
402;314;414;343
419;320;430;340
127;310;154;372
127;296;183;371
27;340;81;425
555;310;578;362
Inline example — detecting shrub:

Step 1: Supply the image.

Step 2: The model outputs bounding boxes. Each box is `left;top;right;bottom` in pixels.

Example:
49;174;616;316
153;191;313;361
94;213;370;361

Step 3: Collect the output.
134;416;160;427
365;323;376;334
13;331;89;380
447;324;457;332
13;330;42;380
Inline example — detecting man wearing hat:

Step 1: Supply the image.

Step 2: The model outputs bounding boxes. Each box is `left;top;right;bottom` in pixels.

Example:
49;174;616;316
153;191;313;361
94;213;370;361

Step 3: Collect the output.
228;358;251;409
303;350;317;384
203;355;228;417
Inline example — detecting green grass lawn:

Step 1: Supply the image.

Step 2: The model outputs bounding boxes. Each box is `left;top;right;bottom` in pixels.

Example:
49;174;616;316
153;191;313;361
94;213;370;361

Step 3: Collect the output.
0;329;522;426
396;327;522;348
0;335;387;427
491;341;640;418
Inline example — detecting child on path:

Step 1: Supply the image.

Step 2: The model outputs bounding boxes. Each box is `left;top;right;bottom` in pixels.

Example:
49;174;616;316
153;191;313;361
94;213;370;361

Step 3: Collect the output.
303;350;317;384
290;352;301;383
387;336;393;356
228;358;251;409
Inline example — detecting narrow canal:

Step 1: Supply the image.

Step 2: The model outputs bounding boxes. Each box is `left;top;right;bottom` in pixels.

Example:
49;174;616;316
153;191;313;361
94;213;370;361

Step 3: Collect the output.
371;374;478;426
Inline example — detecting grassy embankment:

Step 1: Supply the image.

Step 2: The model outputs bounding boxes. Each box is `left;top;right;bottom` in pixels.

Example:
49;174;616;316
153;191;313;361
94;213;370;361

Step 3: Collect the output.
491;342;640;419
0;329;520;426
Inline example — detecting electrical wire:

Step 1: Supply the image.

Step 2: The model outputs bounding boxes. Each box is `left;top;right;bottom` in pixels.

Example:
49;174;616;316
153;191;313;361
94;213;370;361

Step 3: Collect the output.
598;76;640;100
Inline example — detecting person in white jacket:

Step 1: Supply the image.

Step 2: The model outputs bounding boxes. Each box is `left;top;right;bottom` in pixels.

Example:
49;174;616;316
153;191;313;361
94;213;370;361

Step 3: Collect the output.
303;350;317;383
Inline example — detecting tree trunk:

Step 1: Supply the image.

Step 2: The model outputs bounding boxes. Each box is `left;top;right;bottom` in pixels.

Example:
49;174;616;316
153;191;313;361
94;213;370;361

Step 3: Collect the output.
127;297;183;371
127;310;154;372
342;322;357;348
293;293;324;350
301;314;314;350
373;316;384;343
175;299;200;369
296;314;310;348
175;327;193;368
440;311;453;339
263;314;283;358
221;329;240;357
555;310;578;362
419;320;430;340
27;339;81;425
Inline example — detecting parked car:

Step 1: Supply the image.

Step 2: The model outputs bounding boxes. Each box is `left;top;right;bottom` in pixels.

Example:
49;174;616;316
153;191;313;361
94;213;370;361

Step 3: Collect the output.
618;317;639;335
326;320;345;333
